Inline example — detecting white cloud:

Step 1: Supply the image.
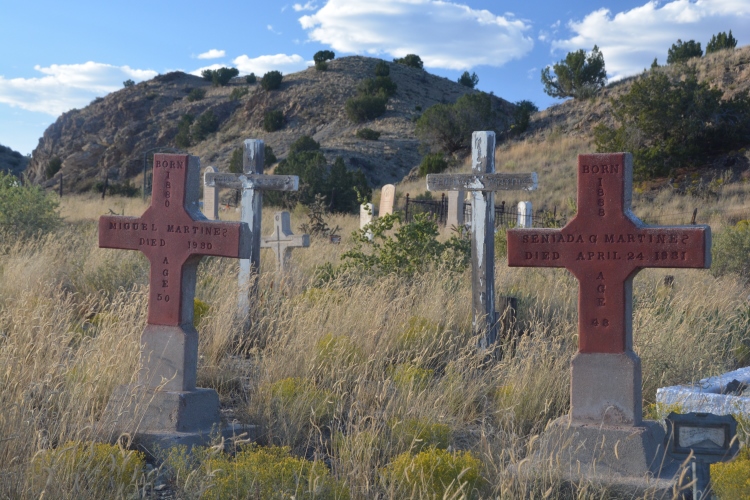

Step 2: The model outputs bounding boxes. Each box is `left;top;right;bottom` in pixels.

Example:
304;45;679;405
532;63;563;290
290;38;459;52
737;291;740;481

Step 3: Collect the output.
196;49;226;60
298;0;534;70
267;24;282;35
0;62;157;116
232;54;310;75
293;1;318;11
551;0;750;81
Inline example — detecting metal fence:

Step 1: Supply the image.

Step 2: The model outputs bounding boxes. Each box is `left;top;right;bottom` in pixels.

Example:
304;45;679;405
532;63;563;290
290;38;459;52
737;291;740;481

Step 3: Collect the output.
401;194;567;228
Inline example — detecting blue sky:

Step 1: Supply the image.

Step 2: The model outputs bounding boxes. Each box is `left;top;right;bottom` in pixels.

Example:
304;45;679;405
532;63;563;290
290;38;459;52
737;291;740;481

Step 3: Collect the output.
1;0;748;155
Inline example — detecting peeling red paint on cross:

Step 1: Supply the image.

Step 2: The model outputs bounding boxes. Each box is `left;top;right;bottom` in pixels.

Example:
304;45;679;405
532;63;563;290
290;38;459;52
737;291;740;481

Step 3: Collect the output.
507;153;711;354
99;154;249;326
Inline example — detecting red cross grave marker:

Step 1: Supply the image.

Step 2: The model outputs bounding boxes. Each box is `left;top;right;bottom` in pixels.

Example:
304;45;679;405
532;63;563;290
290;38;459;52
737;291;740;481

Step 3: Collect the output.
508;153;711;354
99;154;250;327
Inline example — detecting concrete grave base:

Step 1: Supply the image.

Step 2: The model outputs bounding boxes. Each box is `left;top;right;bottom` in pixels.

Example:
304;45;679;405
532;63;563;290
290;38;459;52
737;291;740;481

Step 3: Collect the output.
571;351;642;425
524;416;685;496
98;385;258;455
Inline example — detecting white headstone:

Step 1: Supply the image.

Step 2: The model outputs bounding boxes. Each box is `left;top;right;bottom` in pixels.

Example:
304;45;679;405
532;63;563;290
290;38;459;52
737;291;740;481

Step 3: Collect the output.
379;184;396;216
202;166;219;220
360;203;373;241
517;201;532;228
446;190;465;228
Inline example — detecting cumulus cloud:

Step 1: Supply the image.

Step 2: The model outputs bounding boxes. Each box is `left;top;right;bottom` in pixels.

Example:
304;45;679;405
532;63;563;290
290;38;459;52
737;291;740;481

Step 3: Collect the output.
0;62;157;116
196;49;226;59
298;0;533;70
233;53;310;75
293;1;318;11
551;0;750;81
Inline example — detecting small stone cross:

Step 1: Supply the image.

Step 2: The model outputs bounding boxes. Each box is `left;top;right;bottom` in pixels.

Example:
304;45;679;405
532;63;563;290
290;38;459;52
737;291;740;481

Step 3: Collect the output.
427;131;537;348
203;139;299;315
260;211;310;274
99;154;249;391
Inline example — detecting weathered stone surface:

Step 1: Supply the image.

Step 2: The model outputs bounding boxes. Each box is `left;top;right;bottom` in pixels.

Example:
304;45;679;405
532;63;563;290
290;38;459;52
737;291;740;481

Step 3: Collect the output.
445;190;465;227
204;172;298;191
657;366;750;416
202;166;219;220
517;201;532;228
360;203;373;229
379;184;395;216
571;351;641;425
427;131;538;347
427;172;537;192
507;153;711;354
260;211;309;274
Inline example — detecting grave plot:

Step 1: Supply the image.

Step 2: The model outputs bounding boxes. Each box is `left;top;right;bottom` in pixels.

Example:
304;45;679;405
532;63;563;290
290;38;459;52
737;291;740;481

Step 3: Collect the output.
658;366;750;416
507;152;711;489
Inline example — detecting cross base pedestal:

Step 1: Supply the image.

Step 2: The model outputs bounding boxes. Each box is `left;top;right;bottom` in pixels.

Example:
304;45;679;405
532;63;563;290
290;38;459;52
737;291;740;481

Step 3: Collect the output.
98;385;259;455
571;351;642;425
528;417;683;495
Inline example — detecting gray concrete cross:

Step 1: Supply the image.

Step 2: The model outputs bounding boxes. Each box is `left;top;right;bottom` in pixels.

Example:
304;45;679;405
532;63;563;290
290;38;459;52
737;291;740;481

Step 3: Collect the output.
203;139;299;316
426;131;537;348
260;211;310;274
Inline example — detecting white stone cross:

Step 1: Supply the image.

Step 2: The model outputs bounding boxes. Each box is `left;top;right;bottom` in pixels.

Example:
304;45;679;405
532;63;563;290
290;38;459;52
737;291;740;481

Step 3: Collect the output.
203;139;299;316
260;211;310;274
427;131;537;348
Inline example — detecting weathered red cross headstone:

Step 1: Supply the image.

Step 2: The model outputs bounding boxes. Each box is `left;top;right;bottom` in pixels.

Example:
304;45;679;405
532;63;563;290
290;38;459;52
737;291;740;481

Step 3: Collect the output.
508;153;710;429
99;154;249;392
507;153;710;354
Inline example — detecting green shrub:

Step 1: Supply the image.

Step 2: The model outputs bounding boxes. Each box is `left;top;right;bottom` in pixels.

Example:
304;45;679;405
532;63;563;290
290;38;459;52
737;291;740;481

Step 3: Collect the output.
45;155;62;179
356;128;381;140
458;71;478;88
667;39;703;64
374;61;390;77
390;418;450;453
122;79;135;88
358;76;397;97
541;45;607;99
245;72;257;84
289;135;320;154
711;220;750;278
28;441;145;497
193;298;210;327
191;109;219;142
269;153;370;213
263;110;285;132
314;50;335;71
0;171;60;237
175;114;194;148
265;144;277;167
594;71;750;179
202;445;349;500
261;70;283;90
345;94;387;123
418;152;448;177
229;86;249;101
339;212;470;277
394;54;423;69
711;448;750;499
269;377;336;425
186;87;206;102
510;99;538;135
707;30;737;54
382;448;483;498
416;92;500;154
229;147;243;173
314;333;363;370
202;67;239;86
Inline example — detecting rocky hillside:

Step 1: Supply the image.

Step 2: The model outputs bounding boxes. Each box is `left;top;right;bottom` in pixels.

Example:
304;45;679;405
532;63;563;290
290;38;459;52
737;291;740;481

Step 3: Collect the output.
0;144;28;177
526;45;750;141
26;56;514;193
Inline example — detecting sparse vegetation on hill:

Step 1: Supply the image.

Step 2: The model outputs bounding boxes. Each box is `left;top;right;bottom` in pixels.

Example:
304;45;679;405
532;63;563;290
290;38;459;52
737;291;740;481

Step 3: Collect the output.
541;45;607;99
263;109;285;132
667;39;703;64
457;71;478;88
707;30;738;54
261;70;283;90
394;53;424;69
314;50;335;71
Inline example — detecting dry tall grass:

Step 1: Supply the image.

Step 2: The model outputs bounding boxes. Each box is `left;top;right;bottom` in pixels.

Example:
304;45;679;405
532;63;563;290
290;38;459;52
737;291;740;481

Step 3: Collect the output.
1;165;749;498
